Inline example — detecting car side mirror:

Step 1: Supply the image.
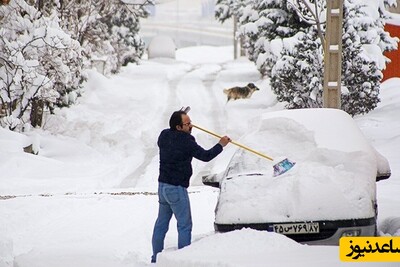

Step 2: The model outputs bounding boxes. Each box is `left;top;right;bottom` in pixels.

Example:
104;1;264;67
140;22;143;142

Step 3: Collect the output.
202;172;223;188
376;172;391;182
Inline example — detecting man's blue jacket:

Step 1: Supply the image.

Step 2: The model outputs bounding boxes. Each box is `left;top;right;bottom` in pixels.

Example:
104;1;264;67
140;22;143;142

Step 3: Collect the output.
158;129;223;188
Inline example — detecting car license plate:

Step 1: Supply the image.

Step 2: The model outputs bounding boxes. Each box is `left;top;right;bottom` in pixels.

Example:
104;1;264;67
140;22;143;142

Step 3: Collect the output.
273;222;319;234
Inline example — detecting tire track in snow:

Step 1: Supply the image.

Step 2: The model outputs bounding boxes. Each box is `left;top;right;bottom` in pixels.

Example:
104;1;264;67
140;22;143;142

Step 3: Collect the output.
201;66;225;134
196;65;227;180
172;64;226;183
120;66;192;188
175;64;225;131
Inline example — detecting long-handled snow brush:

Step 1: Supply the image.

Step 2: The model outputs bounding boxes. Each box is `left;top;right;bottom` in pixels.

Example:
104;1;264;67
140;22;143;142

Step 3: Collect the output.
192;124;295;177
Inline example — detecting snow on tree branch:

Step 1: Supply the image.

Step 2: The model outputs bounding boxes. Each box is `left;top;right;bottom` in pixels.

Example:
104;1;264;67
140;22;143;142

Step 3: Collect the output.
0;0;82;130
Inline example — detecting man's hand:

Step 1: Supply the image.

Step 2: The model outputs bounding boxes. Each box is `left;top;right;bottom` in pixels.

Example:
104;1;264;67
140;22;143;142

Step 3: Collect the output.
219;136;231;147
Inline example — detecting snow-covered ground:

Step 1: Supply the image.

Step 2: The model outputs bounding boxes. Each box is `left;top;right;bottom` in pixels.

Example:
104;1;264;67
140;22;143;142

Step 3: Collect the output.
0;46;399;267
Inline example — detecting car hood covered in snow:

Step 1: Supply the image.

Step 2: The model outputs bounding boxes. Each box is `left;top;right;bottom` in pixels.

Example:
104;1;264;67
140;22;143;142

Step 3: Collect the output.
215;108;390;224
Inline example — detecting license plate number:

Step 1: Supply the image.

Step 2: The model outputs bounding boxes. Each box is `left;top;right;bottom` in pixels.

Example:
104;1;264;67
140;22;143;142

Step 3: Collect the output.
273;222;319;234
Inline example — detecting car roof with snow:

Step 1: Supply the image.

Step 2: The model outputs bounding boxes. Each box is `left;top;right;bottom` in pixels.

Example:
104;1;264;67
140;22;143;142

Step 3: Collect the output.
214;108;391;225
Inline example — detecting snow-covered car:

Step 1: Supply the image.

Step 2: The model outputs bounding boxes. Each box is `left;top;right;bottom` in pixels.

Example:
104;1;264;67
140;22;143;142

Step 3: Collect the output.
203;108;391;245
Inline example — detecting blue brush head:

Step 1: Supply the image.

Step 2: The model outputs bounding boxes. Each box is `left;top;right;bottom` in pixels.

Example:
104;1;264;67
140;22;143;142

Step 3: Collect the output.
273;158;296;177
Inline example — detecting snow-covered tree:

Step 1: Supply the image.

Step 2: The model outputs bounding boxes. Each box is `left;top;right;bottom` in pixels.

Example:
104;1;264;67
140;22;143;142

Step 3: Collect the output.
270;28;323;109
340;0;383;115
238;0;398;116
106;1;148;71
215;0;248;23
238;0;309;76
215;0;250;57
28;0;153;74
0;0;82;130
285;0;326;50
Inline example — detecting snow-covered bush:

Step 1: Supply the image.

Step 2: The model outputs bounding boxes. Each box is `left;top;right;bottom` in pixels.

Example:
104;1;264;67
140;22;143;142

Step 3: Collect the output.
0;0;82;130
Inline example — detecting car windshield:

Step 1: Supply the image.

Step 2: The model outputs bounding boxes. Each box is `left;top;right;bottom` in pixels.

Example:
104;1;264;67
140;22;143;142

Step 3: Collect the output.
224;149;270;178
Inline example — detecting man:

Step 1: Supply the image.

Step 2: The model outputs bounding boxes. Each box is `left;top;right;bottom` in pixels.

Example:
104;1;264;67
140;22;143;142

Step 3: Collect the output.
151;110;230;263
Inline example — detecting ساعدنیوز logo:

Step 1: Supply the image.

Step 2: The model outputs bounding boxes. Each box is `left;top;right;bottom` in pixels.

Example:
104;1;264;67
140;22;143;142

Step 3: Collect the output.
340;237;400;262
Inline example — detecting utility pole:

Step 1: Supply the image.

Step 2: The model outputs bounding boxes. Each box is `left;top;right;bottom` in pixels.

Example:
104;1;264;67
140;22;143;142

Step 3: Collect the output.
233;15;246;59
323;0;344;109
234;15;238;59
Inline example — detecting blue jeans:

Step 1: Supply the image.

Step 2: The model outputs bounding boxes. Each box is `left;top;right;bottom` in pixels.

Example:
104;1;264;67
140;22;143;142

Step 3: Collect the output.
151;182;192;263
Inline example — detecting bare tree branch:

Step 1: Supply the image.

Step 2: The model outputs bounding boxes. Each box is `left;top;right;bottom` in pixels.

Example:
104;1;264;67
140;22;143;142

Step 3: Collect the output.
286;0;326;52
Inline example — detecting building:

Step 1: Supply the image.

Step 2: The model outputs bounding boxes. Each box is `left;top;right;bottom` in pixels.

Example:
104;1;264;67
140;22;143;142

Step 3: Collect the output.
383;3;400;81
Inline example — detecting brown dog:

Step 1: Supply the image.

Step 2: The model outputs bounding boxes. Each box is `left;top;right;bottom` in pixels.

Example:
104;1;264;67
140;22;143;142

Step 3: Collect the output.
223;83;260;102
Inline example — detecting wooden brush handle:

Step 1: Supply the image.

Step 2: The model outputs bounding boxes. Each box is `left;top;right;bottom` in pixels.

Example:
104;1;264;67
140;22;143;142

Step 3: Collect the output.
192;124;274;161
